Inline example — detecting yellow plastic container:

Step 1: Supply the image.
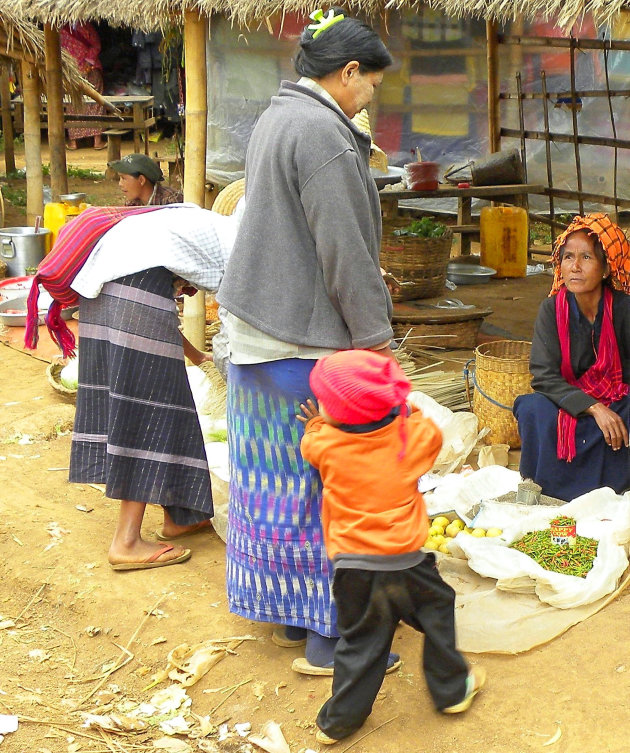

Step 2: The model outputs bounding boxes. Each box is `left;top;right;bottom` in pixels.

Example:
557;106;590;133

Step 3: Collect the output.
480;206;528;278
43;199;89;250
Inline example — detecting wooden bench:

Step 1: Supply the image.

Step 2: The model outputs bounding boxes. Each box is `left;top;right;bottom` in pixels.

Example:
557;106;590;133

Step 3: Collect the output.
104;129;131;179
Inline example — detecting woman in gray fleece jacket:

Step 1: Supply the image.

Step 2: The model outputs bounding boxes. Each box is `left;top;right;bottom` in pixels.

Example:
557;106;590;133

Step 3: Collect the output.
216;8;395;675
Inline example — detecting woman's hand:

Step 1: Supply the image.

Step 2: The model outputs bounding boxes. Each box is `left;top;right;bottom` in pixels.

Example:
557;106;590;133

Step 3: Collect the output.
586;403;629;451
182;335;212;366
297;398;320;424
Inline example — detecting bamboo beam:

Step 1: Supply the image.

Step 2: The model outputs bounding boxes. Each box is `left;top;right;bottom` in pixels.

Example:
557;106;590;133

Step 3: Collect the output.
501;89;630;99
486;19;500;153
500;36;630;52
21;59;43;225
500;127;630;150
182;10;209;352
544;186;630;209
44;24;68;201
0;66;16;174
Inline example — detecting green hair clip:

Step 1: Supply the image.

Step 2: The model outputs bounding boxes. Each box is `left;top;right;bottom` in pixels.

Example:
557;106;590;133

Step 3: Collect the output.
308;9;345;39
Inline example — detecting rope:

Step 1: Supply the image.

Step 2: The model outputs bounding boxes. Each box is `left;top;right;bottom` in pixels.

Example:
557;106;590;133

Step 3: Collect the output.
463;359;513;412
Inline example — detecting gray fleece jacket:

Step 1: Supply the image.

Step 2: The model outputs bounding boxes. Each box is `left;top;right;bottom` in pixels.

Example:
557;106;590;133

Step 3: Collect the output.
216;81;393;350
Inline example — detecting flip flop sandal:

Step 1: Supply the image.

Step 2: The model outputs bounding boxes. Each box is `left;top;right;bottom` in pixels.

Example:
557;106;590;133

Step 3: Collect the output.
291;654;402;677
110;544;192;571
155;522;213;541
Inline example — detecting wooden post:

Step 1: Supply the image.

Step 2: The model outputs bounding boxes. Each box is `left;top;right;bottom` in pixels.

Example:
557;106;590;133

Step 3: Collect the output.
44;24;68;201
21;60;43;225
486;19;500;153
182;10;209;352
1;66;16;174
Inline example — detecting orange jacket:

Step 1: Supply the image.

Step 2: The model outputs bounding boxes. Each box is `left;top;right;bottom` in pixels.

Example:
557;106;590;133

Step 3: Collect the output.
301;407;442;561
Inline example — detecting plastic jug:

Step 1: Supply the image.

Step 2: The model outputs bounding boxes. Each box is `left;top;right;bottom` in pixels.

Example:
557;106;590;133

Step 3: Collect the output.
480;206;528;278
43;193;89;249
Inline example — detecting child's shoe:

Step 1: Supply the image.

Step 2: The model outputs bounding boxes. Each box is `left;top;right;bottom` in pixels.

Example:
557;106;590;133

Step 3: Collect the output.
315;729;339;745
442;666;486;714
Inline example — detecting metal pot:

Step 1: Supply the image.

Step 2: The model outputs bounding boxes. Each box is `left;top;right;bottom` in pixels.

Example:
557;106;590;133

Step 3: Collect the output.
0;227;50;277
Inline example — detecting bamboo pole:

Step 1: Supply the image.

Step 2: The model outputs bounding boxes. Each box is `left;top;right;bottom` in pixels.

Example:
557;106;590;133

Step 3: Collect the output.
21;59;43;225
44;24;68;200
0;66;16;174
486;19;500;153
569;36;584;215
540;72;556;231
182;10;209;352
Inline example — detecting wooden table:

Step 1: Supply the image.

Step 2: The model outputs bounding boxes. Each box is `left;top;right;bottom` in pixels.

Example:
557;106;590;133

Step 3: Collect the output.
12;95;156;153
380;183;545;255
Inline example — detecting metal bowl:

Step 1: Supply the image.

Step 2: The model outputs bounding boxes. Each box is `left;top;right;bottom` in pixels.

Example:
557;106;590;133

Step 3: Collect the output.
447;263;497;285
0;295;77;327
59;193;87;206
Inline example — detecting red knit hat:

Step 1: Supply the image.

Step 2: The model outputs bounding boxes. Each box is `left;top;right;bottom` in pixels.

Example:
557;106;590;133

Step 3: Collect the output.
309;350;411;424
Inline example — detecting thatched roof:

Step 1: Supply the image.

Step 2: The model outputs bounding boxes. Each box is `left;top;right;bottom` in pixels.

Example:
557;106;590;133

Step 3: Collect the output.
0;7;89;100
3;0;630;31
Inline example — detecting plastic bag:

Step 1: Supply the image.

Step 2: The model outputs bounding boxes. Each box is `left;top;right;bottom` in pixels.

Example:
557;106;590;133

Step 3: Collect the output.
450;488;630;608
408;390;480;475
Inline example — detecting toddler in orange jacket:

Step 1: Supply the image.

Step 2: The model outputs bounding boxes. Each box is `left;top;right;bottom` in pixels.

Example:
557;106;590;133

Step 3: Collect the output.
298;349;485;744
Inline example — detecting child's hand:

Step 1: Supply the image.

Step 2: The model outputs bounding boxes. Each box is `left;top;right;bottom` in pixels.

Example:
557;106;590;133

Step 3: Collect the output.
297;398;320;424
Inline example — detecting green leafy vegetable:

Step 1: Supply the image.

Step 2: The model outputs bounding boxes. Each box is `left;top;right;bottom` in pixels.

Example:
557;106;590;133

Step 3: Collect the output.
392;216;447;238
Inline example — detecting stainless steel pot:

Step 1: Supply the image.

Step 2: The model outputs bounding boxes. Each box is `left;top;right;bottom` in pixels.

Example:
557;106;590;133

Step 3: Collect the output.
0;227;50;277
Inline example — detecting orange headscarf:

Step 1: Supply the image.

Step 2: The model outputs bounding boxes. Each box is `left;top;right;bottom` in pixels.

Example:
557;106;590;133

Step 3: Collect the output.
549;212;630;296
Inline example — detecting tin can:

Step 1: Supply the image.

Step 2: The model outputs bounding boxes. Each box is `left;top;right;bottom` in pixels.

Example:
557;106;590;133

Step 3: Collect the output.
550;519;577;547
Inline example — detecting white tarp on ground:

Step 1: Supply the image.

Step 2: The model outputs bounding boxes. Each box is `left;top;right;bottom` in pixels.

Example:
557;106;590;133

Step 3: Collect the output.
426;468;630;653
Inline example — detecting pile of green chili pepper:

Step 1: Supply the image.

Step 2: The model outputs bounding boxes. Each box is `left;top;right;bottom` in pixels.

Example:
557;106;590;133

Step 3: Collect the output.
510;528;599;578
551;516;575;527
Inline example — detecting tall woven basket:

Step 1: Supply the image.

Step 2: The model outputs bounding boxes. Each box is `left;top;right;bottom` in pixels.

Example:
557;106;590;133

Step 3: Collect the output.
471;340;533;448
380;219;453;301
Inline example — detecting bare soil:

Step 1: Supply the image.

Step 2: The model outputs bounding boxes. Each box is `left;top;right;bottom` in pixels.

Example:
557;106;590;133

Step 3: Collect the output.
2;144;630;753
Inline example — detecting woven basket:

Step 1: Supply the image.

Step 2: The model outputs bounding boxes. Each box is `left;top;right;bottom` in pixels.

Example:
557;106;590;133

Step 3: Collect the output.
471;340;533;448
393;319;481;351
380;219;453;301
212;178;245;216
46;362;77;402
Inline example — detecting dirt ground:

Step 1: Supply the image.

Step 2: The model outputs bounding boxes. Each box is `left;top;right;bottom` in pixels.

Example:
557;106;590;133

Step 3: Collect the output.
2;143;630;753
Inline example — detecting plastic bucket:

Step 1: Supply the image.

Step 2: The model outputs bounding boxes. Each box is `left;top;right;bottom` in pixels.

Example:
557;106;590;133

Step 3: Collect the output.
404;161;439;191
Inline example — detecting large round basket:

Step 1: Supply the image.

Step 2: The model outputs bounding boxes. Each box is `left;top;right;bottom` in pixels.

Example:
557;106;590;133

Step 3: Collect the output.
471;340;533;448
380;219;453;301
212;178;245;216
46;362;77;402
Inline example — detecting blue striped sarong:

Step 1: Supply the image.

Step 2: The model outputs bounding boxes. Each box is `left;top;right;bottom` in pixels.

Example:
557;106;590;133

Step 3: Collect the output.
226;359;337;637
69;267;213;524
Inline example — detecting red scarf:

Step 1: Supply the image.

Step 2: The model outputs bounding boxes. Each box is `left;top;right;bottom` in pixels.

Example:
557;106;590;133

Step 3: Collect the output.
24;205;163;358
555;285;629;460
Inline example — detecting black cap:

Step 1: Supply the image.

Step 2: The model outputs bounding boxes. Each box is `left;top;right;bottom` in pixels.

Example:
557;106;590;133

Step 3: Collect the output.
108;153;164;183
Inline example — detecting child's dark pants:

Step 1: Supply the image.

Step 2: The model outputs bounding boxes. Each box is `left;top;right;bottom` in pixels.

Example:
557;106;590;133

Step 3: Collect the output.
316;553;468;741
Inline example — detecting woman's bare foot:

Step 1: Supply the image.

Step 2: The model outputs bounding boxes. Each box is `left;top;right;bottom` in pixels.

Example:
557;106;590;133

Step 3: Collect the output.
157;519;213;540
108;538;189;566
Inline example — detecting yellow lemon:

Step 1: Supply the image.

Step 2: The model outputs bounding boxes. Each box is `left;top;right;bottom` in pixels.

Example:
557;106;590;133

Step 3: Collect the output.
432;534;446;546
423;539;439;550
445;522;462;538
438;543;450;555
486;528;503;537
432;516;450;528
452;519;466;530
429;525;444;537
471;528;486;537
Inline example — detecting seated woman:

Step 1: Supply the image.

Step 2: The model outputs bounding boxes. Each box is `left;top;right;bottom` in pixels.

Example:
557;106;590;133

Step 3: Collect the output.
514;213;630;501
108;153;183;206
